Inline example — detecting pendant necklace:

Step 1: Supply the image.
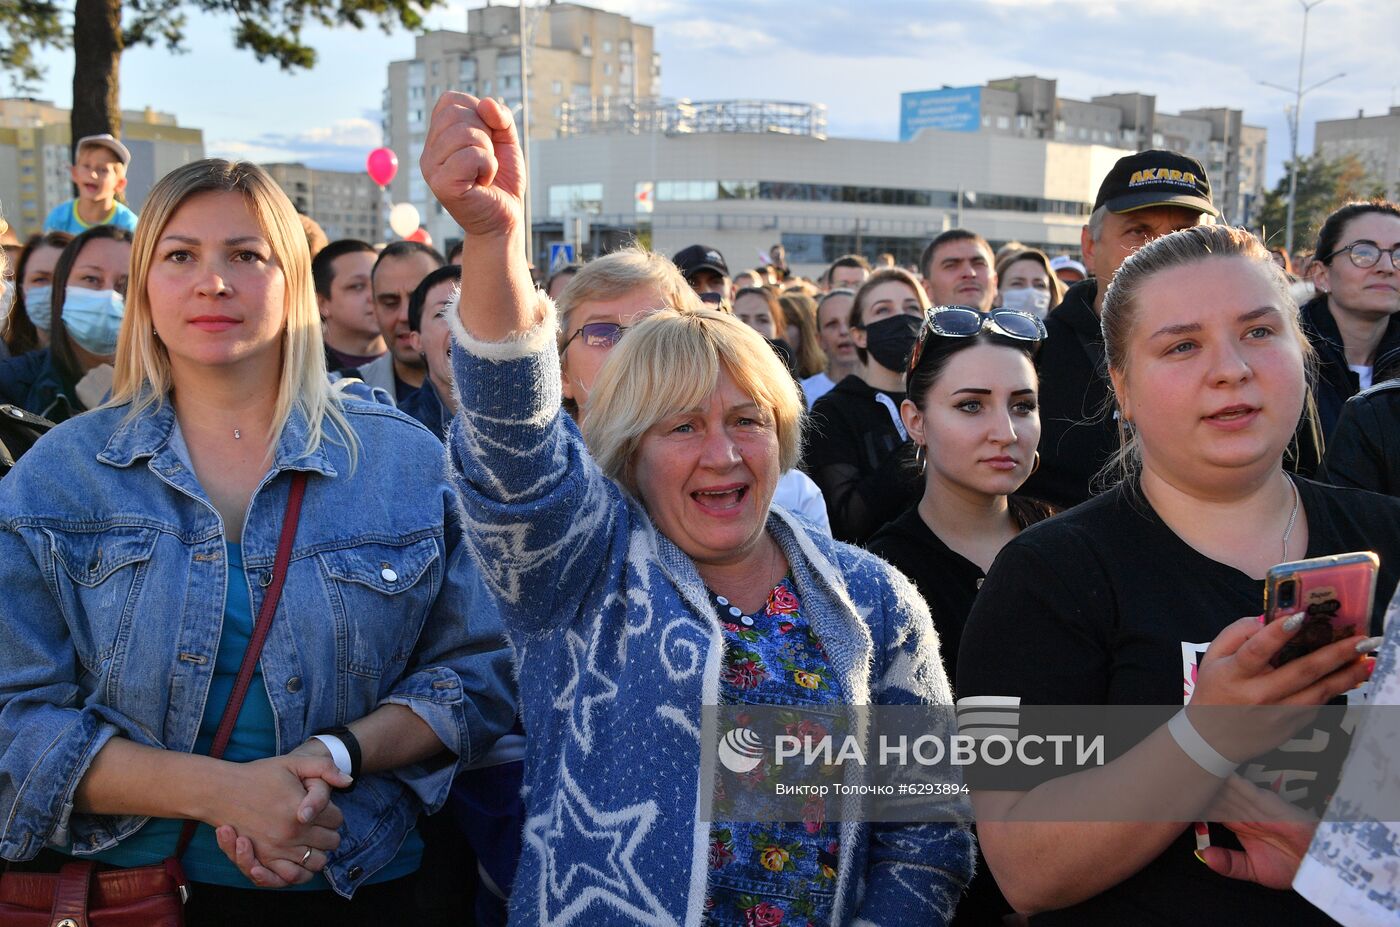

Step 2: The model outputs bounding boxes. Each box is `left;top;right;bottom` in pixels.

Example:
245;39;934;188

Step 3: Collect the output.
1281;476;1300;561
233;429;242;440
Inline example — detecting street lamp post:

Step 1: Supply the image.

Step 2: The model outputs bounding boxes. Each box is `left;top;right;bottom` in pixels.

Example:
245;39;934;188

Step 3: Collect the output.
1259;0;1344;254
517;0;533;266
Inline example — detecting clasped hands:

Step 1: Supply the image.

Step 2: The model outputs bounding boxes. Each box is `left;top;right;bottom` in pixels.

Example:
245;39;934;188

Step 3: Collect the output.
209;740;352;888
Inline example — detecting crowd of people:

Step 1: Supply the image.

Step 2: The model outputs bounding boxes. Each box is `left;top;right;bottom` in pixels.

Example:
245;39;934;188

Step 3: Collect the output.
0;91;1397;927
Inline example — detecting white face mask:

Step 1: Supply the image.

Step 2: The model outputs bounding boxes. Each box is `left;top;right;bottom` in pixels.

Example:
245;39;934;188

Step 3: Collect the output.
62;287;126;356
1000;286;1052;319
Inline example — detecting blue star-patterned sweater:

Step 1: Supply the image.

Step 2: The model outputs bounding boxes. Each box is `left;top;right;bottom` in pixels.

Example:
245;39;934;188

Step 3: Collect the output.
445;293;974;926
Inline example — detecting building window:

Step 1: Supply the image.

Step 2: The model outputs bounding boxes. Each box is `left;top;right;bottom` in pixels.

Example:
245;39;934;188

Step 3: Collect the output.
996;116;1010;129
603;40;613;53
582;35;592;55
460;58;477;81
431;61;440;76
655;180;720;202
552;80;562;95
548;182;604;218
603;63;612;76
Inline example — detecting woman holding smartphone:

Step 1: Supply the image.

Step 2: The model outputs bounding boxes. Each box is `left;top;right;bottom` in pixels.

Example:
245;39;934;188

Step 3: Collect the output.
957;225;1398;925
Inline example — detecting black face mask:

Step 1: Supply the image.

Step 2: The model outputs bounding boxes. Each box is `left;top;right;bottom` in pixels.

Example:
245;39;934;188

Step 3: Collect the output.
862;314;921;372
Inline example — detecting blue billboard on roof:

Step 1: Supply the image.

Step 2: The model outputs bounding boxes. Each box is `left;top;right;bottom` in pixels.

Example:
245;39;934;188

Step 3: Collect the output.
900;86;982;141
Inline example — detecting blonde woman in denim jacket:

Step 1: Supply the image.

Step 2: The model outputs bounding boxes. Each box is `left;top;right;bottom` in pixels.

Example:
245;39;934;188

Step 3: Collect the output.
0;160;516;923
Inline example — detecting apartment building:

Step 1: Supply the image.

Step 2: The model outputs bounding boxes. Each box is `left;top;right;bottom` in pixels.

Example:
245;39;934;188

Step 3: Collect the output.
901;76;1267;224
384;2;658;244
262;162;385;243
0;98;203;236
1316;106;1400;200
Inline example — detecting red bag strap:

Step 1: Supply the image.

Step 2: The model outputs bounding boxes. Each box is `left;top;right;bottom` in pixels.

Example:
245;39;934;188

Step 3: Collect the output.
48;861;95;926
175;471;309;860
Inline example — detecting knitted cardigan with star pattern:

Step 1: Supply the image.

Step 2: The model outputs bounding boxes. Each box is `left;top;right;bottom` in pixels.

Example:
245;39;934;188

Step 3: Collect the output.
445;294;974;927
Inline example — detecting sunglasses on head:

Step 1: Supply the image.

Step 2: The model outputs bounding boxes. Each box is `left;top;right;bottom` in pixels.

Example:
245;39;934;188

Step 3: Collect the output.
561;321;628;352
906;306;1048;373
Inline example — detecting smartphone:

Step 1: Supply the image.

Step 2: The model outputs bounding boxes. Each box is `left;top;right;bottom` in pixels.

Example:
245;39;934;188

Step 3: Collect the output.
1264;551;1379;667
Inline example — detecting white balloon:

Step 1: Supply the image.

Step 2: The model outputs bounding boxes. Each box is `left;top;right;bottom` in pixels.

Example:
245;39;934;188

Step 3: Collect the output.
388;202;421;238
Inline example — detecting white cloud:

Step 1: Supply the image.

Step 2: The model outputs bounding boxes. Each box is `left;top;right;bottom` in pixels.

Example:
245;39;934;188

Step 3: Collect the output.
22;0;1397;189
208;117;383;171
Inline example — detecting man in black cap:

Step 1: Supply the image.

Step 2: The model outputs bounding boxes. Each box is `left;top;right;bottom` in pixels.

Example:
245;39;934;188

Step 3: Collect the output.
1023;149;1217;508
672;243;731;303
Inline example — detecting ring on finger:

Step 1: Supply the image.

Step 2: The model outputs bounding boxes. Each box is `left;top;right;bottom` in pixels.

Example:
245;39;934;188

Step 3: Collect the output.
300;847;314;867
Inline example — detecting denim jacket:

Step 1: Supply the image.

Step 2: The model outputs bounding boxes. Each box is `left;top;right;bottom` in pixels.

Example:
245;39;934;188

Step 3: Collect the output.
0;396;517;897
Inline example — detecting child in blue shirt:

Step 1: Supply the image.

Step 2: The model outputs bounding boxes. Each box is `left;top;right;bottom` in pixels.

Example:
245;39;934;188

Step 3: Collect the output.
43;134;139;235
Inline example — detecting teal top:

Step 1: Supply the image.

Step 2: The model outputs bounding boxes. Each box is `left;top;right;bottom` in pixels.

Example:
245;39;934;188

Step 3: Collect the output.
90;542;422;889
42;200;138;235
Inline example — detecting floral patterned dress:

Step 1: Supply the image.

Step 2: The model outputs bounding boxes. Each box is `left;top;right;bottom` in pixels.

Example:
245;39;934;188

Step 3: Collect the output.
705;577;844;927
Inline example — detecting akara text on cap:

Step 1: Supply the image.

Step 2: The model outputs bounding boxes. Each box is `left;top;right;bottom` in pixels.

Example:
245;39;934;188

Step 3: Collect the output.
1093;149;1216;217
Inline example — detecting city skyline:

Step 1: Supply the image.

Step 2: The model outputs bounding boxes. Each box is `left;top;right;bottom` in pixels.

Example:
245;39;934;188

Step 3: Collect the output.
13;0;1397;185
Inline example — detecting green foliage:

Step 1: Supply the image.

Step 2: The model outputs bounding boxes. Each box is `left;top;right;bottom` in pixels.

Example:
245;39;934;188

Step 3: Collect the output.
1255;153;1389;254
1;0;447;91
0;2;68;91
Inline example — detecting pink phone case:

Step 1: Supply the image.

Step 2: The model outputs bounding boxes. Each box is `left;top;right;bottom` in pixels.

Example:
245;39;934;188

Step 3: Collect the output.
1264;551;1378;667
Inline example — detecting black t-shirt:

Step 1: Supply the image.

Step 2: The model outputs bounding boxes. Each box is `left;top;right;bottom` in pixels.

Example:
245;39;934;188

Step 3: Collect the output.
957;477;1400;925
868;507;984;676
802;374;920;544
869;498;1053;680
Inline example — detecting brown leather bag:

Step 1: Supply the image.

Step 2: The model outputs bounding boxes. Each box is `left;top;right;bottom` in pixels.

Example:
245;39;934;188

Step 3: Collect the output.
0;472;308;927
0;859;187;926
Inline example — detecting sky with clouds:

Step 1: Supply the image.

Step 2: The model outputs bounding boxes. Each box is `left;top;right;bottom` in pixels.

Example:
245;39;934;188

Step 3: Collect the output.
19;0;1397;185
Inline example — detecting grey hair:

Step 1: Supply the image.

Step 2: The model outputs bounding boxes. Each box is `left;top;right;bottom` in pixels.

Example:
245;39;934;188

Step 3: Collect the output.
1086;205;1109;243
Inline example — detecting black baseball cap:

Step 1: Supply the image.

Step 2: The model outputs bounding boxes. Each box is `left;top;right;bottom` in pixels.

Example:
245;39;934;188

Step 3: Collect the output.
1093;149;1217;217
673;244;729;279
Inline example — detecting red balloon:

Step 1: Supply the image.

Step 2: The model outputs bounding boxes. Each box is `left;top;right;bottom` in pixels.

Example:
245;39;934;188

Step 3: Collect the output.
407;227;432;245
366;147;398;187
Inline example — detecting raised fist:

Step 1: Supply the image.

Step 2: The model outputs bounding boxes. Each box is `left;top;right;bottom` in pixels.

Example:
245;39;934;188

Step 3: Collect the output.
420;93;525;239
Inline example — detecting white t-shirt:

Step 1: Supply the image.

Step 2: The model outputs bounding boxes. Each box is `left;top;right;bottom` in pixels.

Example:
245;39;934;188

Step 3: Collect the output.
801;372;836;409
772;470;831;537
1348;364;1374;391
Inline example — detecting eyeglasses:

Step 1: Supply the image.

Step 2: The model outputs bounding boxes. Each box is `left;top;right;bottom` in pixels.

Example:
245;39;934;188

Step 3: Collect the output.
561;321;628;352
1324;242;1400;270
907;306;1047;373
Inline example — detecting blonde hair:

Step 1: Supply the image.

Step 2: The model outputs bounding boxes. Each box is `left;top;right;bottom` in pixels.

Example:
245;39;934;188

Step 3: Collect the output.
582;309;804;494
1099;224;1320;483
555;246;702;348
110;159;357;462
